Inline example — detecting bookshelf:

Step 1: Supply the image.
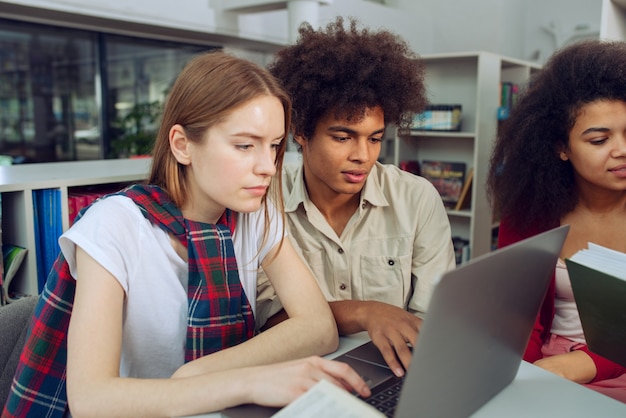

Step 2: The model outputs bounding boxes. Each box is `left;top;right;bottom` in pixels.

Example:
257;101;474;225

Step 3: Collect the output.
380;52;540;260
0;158;152;298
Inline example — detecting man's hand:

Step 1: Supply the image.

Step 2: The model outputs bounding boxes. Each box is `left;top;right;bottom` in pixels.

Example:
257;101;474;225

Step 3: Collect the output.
330;300;421;377
533;350;597;383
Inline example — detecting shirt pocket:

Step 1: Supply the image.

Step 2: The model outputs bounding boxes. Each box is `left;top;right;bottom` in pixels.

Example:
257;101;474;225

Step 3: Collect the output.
360;253;411;308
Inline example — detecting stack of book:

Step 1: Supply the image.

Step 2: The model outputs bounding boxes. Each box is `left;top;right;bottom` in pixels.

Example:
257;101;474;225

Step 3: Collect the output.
420;161;473;211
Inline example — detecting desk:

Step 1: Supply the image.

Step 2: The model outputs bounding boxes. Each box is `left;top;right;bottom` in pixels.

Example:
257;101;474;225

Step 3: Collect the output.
189;332;626;417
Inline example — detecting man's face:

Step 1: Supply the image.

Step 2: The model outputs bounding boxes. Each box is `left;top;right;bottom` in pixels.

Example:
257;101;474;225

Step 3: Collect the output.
296;106;385;202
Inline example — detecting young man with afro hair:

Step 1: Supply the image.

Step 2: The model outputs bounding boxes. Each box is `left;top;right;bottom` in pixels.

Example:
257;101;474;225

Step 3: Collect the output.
257;16;456;378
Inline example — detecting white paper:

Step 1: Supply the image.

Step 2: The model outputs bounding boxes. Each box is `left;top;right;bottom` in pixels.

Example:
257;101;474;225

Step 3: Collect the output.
569;242;626;280
271;379;385;418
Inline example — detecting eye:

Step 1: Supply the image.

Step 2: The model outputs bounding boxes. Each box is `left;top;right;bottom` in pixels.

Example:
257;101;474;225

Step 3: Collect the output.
236;144;253;150
332;135;350;142
370;137;383;144
589;137;608;145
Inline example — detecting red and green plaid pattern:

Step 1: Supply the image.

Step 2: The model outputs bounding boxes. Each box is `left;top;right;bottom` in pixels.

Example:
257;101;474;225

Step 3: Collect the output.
2;184;255;417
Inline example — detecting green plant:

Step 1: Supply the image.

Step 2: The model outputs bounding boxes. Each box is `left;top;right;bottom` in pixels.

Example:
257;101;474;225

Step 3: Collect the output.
110;100;161;158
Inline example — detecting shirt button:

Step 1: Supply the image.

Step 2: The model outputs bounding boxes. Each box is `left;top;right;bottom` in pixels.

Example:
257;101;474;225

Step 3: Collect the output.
361;202;366;209
338;248;344;254
388;259;395;266
339;283;347;290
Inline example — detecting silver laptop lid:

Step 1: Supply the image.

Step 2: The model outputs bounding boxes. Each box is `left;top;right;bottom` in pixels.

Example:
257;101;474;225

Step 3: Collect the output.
395;225;569;418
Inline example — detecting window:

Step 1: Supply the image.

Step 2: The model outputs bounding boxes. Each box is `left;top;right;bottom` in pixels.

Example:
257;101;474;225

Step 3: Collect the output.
0;18;214;163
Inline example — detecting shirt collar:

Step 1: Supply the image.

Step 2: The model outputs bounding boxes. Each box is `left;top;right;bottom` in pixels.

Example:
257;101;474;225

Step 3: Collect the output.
283;162;390;213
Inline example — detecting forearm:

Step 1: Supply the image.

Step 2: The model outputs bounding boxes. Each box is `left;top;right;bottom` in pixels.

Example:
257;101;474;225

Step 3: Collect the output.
174;312;337;378
578;346;626;382
329;300;371;335
533;350;597;383
68;368;253;418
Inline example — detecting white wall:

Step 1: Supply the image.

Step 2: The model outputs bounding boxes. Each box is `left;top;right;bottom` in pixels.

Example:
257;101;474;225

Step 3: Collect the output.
385;0;602;63
0;0;606;64
523;0;603;63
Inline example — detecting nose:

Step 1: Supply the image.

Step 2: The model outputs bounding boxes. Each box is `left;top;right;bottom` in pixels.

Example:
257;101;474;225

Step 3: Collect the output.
612;134;626;158
349;138;371;163
255;145;277;177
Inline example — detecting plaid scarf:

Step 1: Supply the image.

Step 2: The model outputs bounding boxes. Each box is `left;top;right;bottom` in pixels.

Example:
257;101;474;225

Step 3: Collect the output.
2;184;255;418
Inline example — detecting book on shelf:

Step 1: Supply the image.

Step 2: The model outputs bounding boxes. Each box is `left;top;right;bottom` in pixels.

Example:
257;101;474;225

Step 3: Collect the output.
497;82;520;120
565;243;626;368
452;236;471;265
2;243;28;304
420;161;467;209
33;188;63;291
411;104;462;132
454;167;473;211
399;160;421;176
69;183;130;225
411;104;462;131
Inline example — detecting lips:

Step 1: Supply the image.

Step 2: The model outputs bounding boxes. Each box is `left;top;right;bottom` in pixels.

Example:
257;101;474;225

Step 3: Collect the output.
246;185;269;196
609;164;626;172
343;170;368;183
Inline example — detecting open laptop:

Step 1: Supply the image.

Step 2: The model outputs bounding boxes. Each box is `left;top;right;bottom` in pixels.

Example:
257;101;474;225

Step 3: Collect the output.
222;224;569;418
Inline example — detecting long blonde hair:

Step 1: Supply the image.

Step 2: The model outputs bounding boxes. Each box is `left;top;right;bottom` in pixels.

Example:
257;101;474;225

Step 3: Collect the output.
149;50;290;255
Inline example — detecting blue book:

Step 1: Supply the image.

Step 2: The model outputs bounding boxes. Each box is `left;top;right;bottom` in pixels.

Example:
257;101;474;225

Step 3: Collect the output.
33;189;63;292
32;190;45;290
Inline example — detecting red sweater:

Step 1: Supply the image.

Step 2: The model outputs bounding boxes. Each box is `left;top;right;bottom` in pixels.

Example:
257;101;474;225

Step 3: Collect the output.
497;219;626;382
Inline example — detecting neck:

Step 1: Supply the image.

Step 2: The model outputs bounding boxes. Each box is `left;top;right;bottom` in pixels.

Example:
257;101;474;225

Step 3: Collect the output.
307;186;360;236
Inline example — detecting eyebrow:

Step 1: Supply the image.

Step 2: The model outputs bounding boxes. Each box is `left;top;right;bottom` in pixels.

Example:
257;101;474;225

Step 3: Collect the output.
231;132;285;141
327;126;385;136
581;127;610;135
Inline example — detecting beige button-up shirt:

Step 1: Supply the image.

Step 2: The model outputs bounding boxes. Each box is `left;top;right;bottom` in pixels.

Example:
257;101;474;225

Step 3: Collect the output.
256;162;456;326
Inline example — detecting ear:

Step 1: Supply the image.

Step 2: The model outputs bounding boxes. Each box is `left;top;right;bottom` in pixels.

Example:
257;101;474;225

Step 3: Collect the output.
558;150;569;161
294;134;307;149
169;124;191;165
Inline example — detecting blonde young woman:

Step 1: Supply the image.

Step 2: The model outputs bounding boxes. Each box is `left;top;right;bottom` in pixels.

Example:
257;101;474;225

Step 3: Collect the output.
3;51;369;418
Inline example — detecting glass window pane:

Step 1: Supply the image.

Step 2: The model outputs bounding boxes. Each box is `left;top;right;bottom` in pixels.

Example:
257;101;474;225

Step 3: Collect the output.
104;35;210;158
0;19;97;163
0;18;216;163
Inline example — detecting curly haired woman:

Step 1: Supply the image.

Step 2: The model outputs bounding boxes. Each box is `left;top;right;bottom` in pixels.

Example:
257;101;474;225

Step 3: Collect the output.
488;39;626;403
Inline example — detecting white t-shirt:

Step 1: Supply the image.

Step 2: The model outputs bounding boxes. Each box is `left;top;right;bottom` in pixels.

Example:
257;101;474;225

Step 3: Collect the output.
551;258;585;343
59;195;284;378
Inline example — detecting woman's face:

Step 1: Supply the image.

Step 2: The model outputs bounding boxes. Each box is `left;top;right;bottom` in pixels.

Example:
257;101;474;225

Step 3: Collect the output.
563;99;626;193
177;95;284;223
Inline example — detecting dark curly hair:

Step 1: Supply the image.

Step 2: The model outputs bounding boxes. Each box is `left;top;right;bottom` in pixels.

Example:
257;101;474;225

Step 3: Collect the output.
267;16;427;141
487;39;626;234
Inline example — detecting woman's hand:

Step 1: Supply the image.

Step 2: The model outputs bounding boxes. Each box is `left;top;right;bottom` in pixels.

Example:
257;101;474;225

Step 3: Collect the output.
247;356;371;407
534;350;597;383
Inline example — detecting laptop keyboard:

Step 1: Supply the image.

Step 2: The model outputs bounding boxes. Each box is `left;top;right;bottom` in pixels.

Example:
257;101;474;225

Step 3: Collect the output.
362;375;405;417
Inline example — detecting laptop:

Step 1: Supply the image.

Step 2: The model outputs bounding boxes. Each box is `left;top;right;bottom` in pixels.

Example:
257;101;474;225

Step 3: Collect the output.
221;224;569;418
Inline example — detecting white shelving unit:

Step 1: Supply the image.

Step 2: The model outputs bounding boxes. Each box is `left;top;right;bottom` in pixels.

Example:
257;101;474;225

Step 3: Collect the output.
381;52;540;260
0;158;152;297
601;0;626;40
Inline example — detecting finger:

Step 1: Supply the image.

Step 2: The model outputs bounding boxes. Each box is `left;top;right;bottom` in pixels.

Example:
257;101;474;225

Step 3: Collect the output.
375;340;405;377
394;340;413;371
320;360;371;398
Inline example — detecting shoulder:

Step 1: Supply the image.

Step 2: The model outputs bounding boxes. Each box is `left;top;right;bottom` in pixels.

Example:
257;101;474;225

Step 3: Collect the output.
282;162;301;192
497;217;554;248
73;195;146;230
371;163;441;201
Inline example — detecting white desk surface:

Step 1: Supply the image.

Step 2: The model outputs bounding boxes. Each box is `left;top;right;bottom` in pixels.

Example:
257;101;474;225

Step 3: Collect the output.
189;332;626;417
